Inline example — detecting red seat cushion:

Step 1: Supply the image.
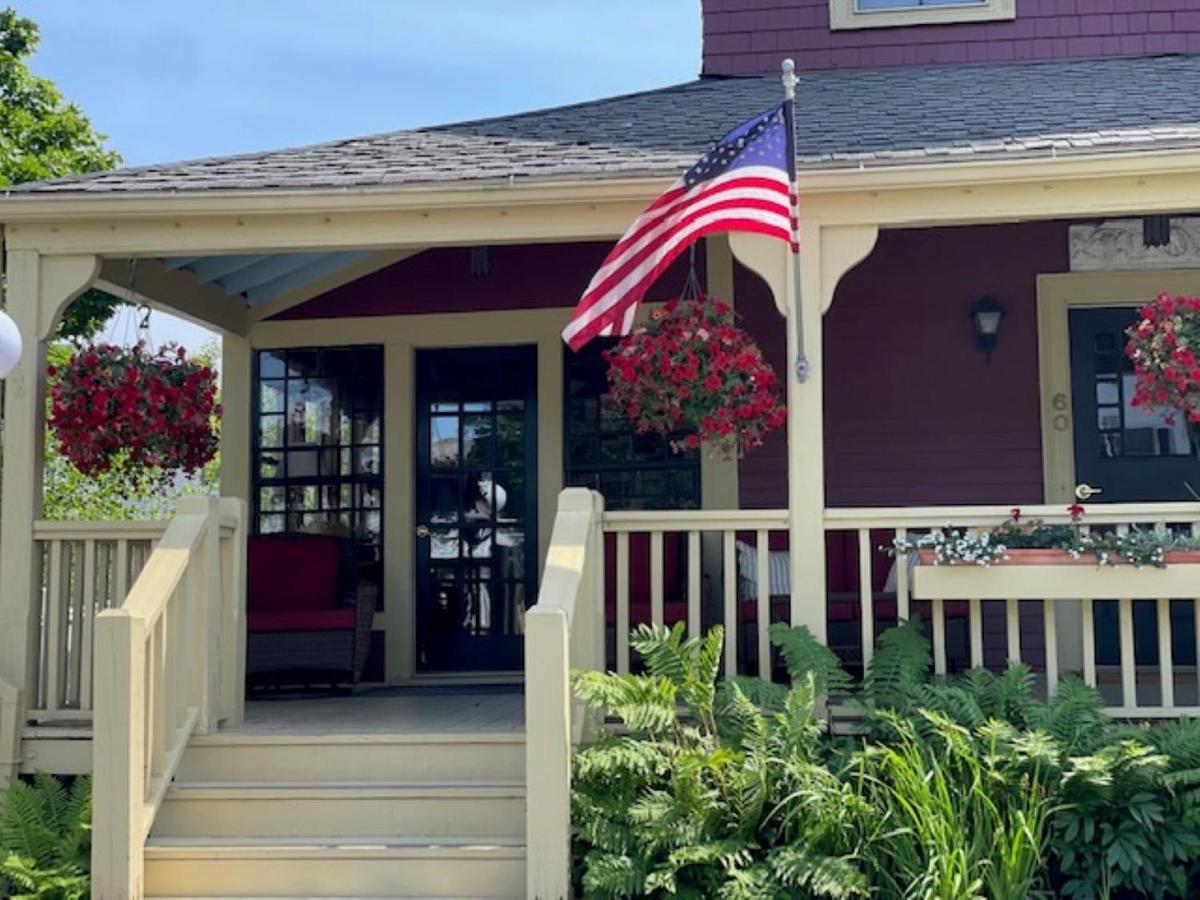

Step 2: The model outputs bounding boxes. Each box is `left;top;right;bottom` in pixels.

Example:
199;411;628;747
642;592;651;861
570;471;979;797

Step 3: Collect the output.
248;536;341;612
248;608;355;633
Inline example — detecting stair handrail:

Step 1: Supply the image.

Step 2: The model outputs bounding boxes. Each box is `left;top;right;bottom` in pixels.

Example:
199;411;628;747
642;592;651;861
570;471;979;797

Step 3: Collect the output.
525;488;605;900
91;495;244;900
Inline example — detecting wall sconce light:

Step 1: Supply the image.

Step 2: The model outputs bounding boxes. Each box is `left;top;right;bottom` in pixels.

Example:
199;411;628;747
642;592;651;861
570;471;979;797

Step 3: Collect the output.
1143;215;1172;248
970;295;1005;364
470;246;491;279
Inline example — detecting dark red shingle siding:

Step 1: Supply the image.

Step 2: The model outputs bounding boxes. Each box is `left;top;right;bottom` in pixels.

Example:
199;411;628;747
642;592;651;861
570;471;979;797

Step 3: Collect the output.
703;0;1200;75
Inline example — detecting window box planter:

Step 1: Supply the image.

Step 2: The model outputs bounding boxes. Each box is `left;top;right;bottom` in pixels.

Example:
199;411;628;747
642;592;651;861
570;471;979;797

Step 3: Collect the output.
911;548;1200;600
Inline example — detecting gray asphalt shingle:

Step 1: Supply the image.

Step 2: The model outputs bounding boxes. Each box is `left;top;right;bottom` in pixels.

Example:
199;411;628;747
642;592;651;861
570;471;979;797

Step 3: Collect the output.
8;54;1200;196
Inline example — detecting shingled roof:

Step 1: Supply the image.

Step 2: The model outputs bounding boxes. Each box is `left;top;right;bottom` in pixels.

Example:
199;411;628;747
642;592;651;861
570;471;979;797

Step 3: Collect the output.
9;54;1200;196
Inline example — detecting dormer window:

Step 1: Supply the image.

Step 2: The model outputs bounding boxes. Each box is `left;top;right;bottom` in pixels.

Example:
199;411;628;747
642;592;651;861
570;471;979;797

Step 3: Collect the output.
830;0;1015;30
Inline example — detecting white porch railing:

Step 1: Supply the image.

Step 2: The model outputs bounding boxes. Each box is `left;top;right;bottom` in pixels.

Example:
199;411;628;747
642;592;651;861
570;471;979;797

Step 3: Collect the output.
91;497;246;900
826;502;1200;718
525;489;605;900
30;521;166;722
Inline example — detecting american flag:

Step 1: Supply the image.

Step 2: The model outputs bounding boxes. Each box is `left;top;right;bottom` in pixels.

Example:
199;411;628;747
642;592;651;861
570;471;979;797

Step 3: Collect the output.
562;101;797;351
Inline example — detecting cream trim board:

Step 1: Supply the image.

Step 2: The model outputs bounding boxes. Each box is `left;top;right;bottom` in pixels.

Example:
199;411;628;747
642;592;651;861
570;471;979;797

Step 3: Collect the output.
830;0;1015;30
1036;269;1200;503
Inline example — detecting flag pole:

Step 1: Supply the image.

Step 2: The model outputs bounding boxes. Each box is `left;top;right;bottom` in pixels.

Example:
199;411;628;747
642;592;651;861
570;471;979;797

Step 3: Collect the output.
780;58;808;383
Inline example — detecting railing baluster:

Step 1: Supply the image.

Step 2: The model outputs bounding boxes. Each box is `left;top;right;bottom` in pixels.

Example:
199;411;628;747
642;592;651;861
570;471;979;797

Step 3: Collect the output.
1081;598;1097;687
650;531;664;628
968;598;983;668
895;527;910;621
1194;598;1200;707
1044;599;1058;698
756;529;771;679
615;532;630;675
723;530;737;676
64;543;83;709
1006;597;1021;664
857;528;874;669
80;540;97;711
115;538;130;605
45;540;65;712
150;615;166;780
931;598;947;676
687;530;701;640
1119;597;1137;709
1157;597;1174;709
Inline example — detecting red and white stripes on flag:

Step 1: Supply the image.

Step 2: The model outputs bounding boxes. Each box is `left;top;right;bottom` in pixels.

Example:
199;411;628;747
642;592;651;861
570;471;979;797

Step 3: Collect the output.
562;164;796;351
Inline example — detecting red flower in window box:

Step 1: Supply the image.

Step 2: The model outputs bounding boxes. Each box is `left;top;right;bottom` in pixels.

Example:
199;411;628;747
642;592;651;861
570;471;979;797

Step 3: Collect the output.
1126;293;1200;450
48;342;219;485
602;296;785;458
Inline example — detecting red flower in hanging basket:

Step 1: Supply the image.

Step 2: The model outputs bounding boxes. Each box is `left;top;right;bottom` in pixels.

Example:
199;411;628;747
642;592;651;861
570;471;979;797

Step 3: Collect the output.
1126;293;1200;450
48;342;219;483
603;295;785;458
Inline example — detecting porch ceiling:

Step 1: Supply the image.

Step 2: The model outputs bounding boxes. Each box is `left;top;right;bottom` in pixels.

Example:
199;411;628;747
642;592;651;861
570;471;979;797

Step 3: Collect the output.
161;251;371;307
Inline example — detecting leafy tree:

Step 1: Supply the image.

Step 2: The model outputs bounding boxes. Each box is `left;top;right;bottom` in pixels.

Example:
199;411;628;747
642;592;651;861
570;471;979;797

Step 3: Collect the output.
0;6;122;340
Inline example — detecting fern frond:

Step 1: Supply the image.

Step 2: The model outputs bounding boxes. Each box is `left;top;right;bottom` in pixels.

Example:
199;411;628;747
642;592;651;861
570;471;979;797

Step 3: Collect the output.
573;670;678;733
863;618;931;710
769;624;854;699
769;844;870;898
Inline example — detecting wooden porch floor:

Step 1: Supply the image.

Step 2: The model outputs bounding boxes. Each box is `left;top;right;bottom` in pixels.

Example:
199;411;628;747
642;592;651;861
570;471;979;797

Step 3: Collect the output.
233;686;525;736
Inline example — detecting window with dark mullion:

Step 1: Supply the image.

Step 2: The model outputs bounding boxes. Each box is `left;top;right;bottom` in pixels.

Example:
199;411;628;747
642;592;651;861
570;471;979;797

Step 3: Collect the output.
253;346;384;569
563;342;701;511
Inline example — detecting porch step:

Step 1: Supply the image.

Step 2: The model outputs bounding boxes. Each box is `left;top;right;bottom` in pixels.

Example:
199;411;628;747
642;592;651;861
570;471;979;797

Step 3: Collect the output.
152;729;528;897
176;731;526;782
153;780;526;839
142;837;525;898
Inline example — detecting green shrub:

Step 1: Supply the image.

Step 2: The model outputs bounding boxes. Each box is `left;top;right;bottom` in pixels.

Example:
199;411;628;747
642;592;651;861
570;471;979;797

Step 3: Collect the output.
572;623;868;898
572;619;1200;898
0;774;91;900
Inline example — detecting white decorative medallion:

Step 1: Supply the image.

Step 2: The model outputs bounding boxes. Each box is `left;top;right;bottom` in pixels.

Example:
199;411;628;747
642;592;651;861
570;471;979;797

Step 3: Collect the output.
1070;218;1200;272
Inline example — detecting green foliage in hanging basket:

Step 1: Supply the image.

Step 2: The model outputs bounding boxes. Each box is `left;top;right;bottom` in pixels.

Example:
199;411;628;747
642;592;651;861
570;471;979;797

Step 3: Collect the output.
603;296;786;458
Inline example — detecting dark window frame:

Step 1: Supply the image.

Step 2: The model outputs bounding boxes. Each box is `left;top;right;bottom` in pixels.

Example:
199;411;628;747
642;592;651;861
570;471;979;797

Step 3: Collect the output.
252;346;385;572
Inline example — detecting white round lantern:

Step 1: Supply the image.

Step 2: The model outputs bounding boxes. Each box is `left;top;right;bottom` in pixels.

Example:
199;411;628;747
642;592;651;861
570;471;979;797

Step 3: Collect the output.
0;310;21;379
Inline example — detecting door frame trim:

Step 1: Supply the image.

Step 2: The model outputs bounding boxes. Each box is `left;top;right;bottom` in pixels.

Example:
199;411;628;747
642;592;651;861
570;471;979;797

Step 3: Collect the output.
1036;269;1200;502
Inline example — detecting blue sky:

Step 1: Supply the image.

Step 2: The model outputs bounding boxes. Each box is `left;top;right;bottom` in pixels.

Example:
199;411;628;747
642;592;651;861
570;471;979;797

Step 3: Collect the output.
21;1;701;347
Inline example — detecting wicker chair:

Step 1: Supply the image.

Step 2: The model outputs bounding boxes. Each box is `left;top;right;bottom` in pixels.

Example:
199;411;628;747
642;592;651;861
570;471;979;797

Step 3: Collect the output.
246;533;376;686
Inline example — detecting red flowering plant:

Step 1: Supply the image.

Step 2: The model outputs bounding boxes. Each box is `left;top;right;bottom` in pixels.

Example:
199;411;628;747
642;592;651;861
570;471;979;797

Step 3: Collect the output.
47;342;219;485
603;296;786;458
1126;293;1200;450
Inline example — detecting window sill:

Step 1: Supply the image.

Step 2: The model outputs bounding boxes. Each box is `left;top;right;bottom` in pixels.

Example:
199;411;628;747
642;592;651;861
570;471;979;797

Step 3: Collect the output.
829;0;1016;31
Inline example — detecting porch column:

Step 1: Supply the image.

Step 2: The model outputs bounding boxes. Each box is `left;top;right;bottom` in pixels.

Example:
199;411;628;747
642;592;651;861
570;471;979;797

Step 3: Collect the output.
0;250;97;774
219;334;253;505
731;223;878;644
787;220;828;640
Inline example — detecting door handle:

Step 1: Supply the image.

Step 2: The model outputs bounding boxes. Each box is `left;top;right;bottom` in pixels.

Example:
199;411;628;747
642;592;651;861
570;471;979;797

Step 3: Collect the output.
1075;483;1103;501
415;524;431;539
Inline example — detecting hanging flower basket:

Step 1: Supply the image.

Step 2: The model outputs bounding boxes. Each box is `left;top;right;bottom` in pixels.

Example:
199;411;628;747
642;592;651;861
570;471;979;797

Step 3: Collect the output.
48;342;219;483
1126;293;1200;449
603;295;785;458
